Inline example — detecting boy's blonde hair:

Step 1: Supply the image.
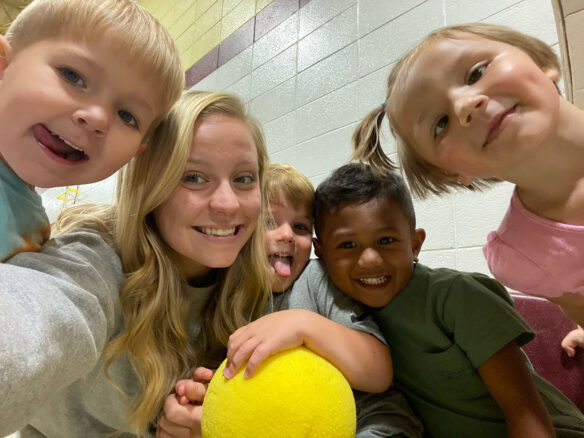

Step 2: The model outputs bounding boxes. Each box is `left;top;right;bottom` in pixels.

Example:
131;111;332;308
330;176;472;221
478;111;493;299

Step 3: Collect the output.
54;90;271;436
5;0;184;131
352;23;560;198
266;163;314;212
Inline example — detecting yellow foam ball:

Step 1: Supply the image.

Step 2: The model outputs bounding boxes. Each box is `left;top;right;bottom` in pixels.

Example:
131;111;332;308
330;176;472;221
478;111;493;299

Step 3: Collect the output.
202;346;356;438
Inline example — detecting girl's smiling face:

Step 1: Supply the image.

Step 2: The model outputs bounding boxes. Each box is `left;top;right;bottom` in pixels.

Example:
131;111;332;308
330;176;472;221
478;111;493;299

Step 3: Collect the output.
390;36;560;183
153;114;262;283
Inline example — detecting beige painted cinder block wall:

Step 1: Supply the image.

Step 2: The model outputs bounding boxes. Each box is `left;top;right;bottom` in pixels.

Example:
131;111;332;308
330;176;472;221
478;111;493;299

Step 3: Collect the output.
552;0;584;108
138;0;274;70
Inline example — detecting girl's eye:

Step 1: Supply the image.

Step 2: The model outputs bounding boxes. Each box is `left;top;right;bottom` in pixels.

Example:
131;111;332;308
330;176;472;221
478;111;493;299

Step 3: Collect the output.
434;115;448;137
467;64;486;85
118;110;138;128
378;237;395;245
183;172;205;184
234;174;256;184
58;67;86;87
338;241;356;249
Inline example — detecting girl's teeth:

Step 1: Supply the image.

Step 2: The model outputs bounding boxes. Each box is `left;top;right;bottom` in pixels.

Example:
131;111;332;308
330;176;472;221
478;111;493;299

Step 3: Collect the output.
201;227;236;236
359;276;388;285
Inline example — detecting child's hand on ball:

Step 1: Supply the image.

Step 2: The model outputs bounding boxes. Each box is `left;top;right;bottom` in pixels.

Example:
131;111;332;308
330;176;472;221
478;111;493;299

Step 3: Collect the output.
224;310;310;379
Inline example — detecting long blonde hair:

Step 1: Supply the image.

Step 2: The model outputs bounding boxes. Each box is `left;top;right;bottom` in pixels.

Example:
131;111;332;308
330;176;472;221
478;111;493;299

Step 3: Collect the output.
352;23;560;198
54;90;271;436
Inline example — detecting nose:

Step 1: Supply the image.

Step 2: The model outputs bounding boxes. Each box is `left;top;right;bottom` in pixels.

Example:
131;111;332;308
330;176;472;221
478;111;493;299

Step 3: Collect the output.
453;93;488;127
209;181;239;216
275;223;294;243
357;247;383;268
73;104;109;136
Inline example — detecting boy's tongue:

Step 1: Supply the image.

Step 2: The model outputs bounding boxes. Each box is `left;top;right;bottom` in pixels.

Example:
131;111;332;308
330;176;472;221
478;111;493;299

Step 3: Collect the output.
32;124;86;161
272;258;291;277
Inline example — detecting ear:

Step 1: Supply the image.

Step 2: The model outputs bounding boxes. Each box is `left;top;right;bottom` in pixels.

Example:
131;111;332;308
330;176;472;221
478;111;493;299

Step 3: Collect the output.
544;66;559;82
134;143;147;157
0;35;13;79
313;237;323;258
411;228;426;261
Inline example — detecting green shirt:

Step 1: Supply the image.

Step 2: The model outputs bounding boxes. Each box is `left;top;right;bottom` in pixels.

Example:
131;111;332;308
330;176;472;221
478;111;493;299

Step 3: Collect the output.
372;263;584;438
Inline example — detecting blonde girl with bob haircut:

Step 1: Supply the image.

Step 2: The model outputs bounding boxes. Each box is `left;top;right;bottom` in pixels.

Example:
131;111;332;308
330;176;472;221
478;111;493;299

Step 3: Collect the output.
352;23;584;343
0;90;272;437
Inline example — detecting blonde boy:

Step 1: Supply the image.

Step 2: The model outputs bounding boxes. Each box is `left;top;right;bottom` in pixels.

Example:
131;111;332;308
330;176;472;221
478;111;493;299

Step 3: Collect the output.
0;0;184;261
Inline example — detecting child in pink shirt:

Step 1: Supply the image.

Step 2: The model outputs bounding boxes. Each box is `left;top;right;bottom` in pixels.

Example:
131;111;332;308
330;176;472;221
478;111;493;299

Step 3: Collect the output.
352;23;584;347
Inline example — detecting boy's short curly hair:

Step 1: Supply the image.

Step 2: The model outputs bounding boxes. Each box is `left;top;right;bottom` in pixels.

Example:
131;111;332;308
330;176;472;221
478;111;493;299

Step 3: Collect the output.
314;163;416;236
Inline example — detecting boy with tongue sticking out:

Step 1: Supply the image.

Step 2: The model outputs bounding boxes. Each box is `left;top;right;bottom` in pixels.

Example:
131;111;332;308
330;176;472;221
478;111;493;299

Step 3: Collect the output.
0;0;184;261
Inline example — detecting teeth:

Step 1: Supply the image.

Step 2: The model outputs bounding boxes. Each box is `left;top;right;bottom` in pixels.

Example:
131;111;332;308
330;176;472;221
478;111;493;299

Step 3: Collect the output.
200;227;236;236
359;276;388;286
57;135;84;152
273;254;291;259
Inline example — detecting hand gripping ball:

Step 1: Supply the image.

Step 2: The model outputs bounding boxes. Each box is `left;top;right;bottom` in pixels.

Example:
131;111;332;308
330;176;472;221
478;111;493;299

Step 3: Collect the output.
201;347;356;438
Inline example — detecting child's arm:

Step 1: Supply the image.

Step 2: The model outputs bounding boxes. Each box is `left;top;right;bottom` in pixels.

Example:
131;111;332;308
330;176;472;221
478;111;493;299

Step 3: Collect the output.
223;309;393;393
477;341;556;438
561;327;584;357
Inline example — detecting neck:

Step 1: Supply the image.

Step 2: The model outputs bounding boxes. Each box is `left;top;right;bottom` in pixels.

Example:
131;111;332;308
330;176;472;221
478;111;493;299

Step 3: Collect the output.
506;99;584;201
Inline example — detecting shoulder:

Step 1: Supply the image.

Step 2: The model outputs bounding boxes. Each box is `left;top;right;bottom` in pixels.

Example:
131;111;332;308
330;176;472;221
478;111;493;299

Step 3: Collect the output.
5;226;125;304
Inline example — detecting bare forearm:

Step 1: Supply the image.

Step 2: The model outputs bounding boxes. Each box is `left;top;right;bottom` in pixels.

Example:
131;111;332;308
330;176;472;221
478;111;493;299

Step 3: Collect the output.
300;311;392;392
505;411;555;438
478;342;555;438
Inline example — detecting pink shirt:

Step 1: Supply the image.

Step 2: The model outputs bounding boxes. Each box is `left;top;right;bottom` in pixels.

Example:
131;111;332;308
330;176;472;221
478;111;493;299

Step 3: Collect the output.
483;189;584;298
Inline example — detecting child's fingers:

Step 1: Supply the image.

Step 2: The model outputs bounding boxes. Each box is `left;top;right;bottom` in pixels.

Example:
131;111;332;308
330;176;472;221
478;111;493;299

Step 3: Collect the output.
563;345;576;357
159;393;203;437
244;342;272;378
224;338;260;378
192;366;214;382
182;381;207;404
175;378;192;395
178;394;190;406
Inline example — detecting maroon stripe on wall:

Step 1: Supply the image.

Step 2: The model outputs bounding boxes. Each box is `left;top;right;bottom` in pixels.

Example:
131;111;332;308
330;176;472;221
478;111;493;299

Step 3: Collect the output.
218;17;255;67
185;0;311;88
254;0;301;41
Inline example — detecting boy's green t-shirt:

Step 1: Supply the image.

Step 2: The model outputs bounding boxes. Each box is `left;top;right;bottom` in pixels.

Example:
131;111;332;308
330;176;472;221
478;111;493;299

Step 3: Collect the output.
372;263;584;438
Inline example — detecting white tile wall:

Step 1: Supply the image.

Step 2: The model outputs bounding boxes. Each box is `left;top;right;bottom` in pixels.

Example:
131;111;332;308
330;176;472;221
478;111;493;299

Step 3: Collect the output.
42;0;559;277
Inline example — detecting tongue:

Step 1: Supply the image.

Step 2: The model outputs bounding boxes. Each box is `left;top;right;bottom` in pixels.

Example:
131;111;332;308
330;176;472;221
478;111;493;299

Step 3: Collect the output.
273;258;291;277
32;124;86;161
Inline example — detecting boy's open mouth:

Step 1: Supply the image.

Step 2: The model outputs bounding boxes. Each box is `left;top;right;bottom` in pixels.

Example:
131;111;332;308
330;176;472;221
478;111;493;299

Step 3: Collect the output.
32;124;88;162
358;275;390;286
269;254;293;277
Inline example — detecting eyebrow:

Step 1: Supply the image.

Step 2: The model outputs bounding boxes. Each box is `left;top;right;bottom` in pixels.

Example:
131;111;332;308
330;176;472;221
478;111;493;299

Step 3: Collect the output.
186;157;258;167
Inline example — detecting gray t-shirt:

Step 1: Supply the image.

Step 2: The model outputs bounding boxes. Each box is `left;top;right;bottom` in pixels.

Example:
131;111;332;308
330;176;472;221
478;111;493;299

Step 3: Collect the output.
0;228;215;437
266;259;423;438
